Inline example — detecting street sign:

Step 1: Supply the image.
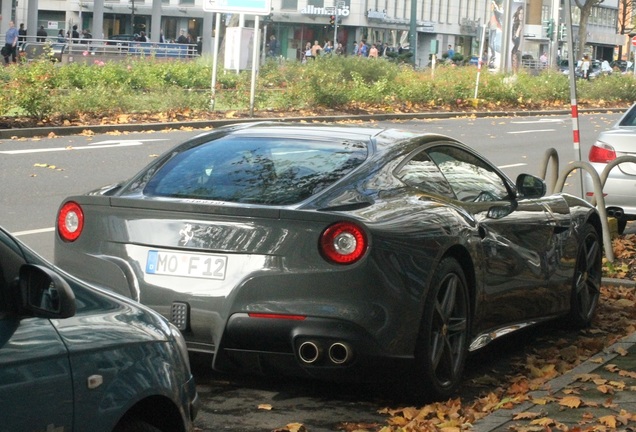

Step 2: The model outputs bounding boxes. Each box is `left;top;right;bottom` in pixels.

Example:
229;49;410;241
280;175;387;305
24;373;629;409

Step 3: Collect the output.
632;35;636;47
203;0;272;15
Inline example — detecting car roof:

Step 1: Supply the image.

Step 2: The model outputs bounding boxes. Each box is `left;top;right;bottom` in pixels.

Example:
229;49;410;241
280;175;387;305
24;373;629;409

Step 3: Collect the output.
201;121;451;154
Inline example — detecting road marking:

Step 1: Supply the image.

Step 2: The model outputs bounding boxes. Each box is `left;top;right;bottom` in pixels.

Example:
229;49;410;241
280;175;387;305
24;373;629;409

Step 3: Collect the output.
13;227;55;237
498;163;527;168
0;139;168;155
508;129;556;134
511;119;565;124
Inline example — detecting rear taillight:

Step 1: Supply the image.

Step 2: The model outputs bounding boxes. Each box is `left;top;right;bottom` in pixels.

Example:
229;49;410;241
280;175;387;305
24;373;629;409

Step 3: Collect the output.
319;221;367;265
588;141;617;163
58;201;84;242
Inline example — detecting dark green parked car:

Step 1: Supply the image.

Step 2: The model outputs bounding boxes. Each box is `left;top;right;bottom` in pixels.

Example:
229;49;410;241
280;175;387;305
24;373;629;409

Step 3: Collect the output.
0;226;199;432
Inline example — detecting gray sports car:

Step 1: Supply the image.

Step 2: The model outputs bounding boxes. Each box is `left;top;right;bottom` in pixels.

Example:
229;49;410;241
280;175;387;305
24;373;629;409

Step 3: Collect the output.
55;122;602;400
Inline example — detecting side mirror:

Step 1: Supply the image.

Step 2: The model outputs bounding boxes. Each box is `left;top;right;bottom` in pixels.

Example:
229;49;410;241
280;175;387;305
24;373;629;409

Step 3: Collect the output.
19;264;76;319
516;174;546;199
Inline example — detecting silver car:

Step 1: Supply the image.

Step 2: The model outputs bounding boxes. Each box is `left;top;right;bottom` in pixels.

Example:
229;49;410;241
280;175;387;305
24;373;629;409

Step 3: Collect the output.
585;102;636;233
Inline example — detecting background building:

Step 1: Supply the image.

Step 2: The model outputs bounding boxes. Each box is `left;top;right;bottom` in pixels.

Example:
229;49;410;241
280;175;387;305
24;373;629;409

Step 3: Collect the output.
0;0;627;66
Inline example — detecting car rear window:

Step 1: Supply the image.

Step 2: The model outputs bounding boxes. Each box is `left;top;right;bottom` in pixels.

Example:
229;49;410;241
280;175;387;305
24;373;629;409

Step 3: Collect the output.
619;106;636;127
144;136;368;205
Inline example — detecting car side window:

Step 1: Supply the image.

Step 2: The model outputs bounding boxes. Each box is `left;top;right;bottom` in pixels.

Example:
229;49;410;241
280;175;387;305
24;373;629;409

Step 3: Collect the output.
396;149;456;199
426;145;510;202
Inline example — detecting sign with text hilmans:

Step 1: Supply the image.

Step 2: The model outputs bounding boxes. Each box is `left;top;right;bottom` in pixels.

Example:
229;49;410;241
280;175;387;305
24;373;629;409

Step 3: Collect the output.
203;0;272;15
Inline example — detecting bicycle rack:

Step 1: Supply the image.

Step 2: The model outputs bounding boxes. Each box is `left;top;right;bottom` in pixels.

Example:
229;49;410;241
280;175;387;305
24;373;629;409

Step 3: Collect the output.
539;149;636;263
552;160;614;262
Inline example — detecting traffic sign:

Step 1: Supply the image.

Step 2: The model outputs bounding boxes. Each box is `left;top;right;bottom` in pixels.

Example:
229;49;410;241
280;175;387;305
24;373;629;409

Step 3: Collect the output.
203;0;272;15
632;35;636;47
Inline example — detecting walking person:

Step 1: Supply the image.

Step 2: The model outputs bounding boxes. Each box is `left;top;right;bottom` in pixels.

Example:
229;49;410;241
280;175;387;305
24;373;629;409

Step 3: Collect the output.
581;54;591;80
37;25;48;42
3;21;19;64
368;43;379;58
18;23;27;43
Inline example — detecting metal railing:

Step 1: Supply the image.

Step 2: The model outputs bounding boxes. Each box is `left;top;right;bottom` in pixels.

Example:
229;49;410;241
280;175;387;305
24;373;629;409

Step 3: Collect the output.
3;34;199;61
538;148;636;263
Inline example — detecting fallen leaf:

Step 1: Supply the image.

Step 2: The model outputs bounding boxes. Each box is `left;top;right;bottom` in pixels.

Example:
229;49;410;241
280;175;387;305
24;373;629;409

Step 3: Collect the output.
558;396;582;408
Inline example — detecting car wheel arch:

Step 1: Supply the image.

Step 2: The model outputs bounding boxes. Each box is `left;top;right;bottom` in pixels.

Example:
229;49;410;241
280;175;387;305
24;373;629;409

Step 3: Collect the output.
436;245;476;317
114;395;187;432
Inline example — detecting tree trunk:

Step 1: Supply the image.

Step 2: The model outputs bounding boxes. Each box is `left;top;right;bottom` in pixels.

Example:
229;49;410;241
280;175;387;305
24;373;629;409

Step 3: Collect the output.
575;1;594;60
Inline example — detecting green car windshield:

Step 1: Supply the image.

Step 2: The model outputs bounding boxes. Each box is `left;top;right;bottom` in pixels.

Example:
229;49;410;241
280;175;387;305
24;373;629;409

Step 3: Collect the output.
144;136;368;205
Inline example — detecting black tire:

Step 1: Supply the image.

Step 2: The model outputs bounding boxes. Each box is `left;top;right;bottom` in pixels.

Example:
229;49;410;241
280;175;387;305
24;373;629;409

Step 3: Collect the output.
568;223;602;328
114;419;163;432
412;257;470;401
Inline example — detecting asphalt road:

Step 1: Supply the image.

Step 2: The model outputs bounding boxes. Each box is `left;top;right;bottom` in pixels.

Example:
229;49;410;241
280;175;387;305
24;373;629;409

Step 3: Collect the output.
0;112;623;431
1;112;615;260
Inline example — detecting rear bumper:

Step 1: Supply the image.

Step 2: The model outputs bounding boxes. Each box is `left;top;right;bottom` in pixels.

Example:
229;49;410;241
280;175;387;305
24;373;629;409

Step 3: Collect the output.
584;166;636;218
213;313;412;381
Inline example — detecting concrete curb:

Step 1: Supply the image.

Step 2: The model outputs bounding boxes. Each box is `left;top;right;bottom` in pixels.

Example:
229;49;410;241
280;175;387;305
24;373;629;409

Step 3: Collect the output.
0;107;627;140
602;277;636;287
472;331;636;431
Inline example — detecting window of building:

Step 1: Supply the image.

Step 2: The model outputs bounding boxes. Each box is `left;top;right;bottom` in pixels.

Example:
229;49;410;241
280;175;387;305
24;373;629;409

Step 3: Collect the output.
281;0;298;9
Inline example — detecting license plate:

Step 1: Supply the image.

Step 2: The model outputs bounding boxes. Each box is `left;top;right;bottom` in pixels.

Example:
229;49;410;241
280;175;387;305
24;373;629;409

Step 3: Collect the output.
146;250;228;280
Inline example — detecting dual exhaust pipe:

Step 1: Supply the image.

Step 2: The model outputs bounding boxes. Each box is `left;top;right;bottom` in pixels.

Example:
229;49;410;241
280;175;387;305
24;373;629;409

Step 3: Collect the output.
298;340;352;366
607;208;624;219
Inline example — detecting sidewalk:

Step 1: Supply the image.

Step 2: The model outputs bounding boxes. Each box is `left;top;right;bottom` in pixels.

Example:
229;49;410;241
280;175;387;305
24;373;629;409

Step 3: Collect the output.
472;330;636;431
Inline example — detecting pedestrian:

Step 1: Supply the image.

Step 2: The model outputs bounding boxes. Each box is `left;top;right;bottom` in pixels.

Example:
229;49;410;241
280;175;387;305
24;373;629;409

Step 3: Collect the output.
368;43;379;58
302;41;312;63
81;29;92;44
311;40;322;58
323;40;333;55
352;40;358;56
3;20;19;64
267;34;278;57
18;23;26;43
581;54;590;80
57;29;66;43
335;42;344;55
540;52;548;67
37;25;47;42
137;31;147;42
358;40;368;57
159;30;165;43
71;24;80;42
177;29;188;44
446;44;455;61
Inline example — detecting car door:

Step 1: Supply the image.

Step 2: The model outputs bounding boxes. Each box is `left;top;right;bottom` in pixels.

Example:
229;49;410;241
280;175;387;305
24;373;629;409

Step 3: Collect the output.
0;230;73;432
424;144;560;330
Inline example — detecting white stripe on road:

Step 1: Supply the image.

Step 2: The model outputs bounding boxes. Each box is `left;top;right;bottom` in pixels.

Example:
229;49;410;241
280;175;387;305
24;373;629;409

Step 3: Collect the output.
508;129;556;134
13;227;55;237
0;139;168;155
498;163;527;168
510;119;565;124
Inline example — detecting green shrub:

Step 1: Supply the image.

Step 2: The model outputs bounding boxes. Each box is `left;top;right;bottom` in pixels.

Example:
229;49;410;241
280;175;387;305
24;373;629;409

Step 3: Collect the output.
1;55;635;123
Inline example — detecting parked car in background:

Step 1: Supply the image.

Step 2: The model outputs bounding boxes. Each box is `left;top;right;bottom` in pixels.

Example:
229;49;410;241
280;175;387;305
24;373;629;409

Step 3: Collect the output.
55;122;602;401
585;102;636;234
610;60;628;72
0;225;198;431
560;59;611;79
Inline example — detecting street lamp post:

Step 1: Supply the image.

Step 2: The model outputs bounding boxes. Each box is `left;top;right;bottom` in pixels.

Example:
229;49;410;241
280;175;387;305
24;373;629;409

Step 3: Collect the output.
409;0;416;65
131;0;135;34
333;0;344;48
